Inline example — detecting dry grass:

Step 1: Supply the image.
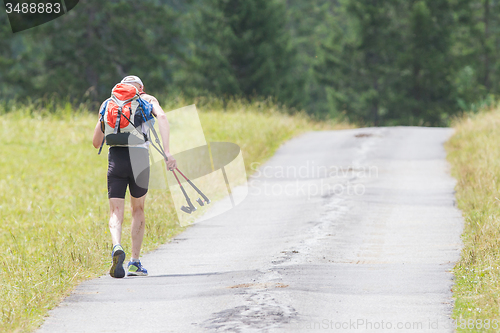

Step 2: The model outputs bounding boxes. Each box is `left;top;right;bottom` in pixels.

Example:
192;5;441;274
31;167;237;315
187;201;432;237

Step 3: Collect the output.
447;107;500;332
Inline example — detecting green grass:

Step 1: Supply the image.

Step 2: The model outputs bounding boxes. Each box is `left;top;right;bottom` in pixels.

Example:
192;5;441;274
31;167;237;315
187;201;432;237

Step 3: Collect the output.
446;107;500;332
0;97;347;332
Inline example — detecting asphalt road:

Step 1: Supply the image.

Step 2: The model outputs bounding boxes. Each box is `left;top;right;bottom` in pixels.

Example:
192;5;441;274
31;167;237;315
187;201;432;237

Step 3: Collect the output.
37;127;463;333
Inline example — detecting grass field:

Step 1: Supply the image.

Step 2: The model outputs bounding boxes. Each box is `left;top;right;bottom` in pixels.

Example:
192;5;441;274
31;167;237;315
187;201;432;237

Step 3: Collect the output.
446;106;500;332
0;98;347;332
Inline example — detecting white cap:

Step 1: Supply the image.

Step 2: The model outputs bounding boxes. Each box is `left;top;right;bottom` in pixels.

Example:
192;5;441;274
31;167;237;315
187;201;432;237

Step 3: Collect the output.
121;75;143;87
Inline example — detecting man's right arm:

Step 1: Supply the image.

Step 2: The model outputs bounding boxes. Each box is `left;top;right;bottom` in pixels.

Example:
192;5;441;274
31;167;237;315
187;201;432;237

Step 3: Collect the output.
92;101;106;149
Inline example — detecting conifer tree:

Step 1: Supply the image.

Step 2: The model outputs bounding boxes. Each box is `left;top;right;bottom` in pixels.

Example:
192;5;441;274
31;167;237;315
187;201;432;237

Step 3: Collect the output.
316;0;458;125
316;0;401;124
34;0;180;101
185;0;302;106
385;0;457;124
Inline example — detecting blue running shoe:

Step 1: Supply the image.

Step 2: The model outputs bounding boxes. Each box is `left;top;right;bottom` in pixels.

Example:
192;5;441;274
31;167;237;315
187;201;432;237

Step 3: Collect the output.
127;260;148;276
110;244;126;278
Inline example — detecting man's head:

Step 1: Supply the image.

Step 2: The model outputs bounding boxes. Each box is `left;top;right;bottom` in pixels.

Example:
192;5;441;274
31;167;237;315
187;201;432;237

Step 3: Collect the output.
121;75;144;92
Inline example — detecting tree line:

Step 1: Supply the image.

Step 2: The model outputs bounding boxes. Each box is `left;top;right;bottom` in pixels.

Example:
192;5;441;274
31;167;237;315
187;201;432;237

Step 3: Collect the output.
0;0;499;125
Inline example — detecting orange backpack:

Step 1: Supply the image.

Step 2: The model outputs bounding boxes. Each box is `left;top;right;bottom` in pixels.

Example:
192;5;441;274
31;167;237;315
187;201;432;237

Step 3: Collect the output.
98;83;154;153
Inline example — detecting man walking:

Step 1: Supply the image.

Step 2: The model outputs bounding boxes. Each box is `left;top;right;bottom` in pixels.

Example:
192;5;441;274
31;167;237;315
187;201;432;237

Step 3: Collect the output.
92;75;176;278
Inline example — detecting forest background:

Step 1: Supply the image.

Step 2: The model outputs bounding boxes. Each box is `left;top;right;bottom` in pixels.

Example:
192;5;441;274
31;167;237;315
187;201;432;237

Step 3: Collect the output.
0;0;498;126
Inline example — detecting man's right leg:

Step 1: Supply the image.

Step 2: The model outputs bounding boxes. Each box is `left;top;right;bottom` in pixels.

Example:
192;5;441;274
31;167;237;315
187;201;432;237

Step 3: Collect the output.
109;198;126;278
109;198;125;246
107;147;129;278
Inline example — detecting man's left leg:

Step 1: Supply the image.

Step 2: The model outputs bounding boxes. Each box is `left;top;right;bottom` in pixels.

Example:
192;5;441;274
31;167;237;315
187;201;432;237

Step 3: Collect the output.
128;148;150;276
131;194;146;259
127;194;148;276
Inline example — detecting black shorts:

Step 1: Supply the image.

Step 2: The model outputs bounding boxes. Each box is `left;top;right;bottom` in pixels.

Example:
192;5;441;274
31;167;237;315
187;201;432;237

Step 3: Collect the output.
107;147;150;199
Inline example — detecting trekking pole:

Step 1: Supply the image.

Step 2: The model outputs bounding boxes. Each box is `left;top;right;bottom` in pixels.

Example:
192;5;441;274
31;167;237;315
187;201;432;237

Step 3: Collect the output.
175;168;211;205
136;98;210;211
172;169;197;214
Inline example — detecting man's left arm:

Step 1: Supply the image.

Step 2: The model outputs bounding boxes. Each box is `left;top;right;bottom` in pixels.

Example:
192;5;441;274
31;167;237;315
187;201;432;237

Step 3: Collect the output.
148;96;177;170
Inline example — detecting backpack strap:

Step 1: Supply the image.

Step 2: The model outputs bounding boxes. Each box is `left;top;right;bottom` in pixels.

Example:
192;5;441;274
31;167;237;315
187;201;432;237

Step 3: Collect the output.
117;105;136;127
98;137;105;155
97;100;110;155
114;106;122;134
